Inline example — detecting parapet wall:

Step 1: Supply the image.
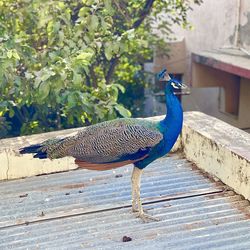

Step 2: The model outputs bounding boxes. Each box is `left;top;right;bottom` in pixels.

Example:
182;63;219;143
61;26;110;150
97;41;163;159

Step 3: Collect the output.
182;112;250;200
0;112;249;200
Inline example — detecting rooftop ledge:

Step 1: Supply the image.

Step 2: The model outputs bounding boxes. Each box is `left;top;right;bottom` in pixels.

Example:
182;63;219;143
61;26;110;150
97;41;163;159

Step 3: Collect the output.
0;111;249;200
192;48;250;79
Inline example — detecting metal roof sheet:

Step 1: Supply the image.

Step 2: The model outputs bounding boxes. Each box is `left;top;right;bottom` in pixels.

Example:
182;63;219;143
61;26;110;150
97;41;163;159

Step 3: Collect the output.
0;154;249;249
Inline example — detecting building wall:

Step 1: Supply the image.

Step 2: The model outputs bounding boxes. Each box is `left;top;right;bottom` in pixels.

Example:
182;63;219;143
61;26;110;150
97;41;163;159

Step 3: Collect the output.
153;0;250;129
239;0;250;50
169;0;250;82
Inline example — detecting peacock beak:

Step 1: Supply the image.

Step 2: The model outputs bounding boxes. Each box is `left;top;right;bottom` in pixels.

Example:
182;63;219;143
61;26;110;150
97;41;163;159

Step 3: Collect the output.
180;83;188;89
159;73;171;82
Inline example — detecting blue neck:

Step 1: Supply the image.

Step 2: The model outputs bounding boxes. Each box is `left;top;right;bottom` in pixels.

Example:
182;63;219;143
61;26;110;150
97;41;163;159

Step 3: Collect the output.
134;85;184;169
159;89;183;150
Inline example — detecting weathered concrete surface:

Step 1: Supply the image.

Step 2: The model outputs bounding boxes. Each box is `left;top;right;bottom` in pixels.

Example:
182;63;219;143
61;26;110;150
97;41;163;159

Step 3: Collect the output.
192;49;250;79
182;112;250;200
0;128;83;180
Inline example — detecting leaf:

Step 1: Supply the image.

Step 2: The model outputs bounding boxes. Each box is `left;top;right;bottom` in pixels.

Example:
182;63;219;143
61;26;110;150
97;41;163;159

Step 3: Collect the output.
100;17;108;31
58;31;64;44
80;115;85;123
12;50;20;60
119;41;128;53
67;93;76;109
78;7;89;17
76;51;94;62
73;72;82;86
114;104;131;117
6;50;12;58
9;108;15;118
40;70;55;81
104;44;112;60
95;105;105;119
25;72;34;80
112;41;120;54
53;21;60;33
104;0;114;15
113;83;125;93
89;15;99;31
126;29;135;40
39;81;50;99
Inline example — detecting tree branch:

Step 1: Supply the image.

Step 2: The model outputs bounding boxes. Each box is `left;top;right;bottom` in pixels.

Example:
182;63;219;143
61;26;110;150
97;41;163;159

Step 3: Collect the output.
105;57;119;84
89;65;97;88
132;0;155;29
84;71;91;87
105;0;155;84
113;0;130;22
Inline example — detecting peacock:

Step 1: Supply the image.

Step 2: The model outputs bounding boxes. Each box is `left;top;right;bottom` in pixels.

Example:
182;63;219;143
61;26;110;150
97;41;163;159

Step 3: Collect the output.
19;68;185;222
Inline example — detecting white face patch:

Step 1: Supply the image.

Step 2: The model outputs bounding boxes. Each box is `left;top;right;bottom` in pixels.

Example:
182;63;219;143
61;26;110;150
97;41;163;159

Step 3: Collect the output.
171;82;180;89
165;74;171;81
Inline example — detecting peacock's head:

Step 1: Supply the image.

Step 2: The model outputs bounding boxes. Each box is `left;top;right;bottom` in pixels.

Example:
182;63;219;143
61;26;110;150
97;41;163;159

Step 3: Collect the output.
157;68;187;92
157;68;171;82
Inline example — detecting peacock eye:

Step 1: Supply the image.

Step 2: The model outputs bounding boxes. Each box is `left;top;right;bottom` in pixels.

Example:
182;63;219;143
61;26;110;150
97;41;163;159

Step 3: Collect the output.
171;82;179;89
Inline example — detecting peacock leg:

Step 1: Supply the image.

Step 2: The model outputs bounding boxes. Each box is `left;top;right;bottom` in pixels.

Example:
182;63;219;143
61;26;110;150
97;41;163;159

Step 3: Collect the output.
131;166;159;222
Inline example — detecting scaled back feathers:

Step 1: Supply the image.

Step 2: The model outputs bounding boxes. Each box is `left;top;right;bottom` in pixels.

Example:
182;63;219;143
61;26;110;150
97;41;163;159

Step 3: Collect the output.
20;118;163;164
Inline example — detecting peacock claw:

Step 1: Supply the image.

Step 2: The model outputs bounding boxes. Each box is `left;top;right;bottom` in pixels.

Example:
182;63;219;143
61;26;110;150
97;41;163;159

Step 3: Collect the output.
132;207;149;213
132;208;138;213
136;212;160;223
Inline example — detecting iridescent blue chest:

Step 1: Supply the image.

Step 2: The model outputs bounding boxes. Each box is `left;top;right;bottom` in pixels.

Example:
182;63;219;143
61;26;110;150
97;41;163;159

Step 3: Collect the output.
135;89;183;169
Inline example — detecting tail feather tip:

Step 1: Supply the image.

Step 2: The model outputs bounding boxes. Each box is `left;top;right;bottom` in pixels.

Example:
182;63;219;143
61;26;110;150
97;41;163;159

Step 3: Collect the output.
19;144;41;154
19;144;47;159
34;152;47;159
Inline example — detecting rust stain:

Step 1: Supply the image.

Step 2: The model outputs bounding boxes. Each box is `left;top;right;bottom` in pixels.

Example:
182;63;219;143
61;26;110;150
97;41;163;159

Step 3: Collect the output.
211;216;234;226
15;219;25;225
230;200;250;220
211;218;222;225
183;221;203;230
163;203;172;208
189;162;224;187
145;192;187;202
144;232;158;240
62;183;85;189
205;193;221;200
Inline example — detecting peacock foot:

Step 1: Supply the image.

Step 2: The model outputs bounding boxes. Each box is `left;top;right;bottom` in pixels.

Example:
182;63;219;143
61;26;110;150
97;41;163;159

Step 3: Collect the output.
135;212;160;223
132;207;139;213
131;207;149;213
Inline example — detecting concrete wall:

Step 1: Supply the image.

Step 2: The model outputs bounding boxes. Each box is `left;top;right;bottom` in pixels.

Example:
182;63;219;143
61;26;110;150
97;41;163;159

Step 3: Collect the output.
168;0;250;81
239;0;250;50
0;128;82;180
154;0;250;128
156;0;241;82
182;112;250;201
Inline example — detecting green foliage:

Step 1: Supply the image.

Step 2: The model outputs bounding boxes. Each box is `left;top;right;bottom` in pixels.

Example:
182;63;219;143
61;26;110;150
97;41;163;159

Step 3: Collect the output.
0;0;202;137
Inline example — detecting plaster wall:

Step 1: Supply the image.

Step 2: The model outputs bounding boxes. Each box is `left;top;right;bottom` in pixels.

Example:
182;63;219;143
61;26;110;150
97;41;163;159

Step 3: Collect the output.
154;0;250;128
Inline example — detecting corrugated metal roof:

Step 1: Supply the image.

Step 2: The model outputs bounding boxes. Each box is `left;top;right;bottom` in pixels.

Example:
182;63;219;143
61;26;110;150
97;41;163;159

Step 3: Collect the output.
0;154;249;249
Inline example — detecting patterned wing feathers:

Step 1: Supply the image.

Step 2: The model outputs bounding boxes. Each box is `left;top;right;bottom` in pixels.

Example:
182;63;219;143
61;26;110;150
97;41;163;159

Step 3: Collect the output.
68;121;163;163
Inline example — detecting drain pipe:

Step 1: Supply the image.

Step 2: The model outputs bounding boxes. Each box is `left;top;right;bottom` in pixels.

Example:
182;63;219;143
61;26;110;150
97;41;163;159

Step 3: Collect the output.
234;0;241;47
222;0;250;56
235;0;250;56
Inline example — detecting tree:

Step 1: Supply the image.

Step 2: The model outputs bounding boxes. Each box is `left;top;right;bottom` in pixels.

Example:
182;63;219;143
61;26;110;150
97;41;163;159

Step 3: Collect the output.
0;0;202;137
